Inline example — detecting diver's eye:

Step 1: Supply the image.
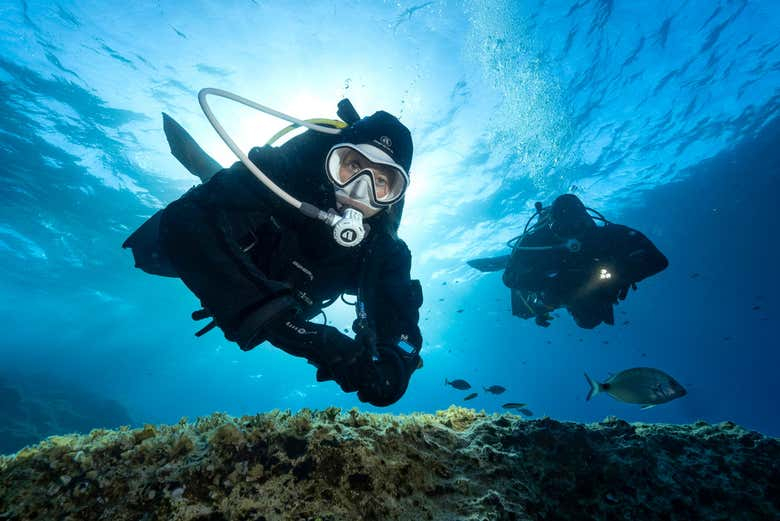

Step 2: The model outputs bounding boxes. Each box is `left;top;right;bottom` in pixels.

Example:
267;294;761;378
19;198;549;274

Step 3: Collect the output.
375;175;388;188
348;160;361;173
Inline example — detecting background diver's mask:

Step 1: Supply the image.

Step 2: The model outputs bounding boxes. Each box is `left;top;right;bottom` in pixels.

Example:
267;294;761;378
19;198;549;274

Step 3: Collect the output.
325;143;409;217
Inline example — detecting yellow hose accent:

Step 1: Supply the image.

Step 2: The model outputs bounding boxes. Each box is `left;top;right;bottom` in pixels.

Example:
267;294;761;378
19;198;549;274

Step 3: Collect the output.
266;118;348;146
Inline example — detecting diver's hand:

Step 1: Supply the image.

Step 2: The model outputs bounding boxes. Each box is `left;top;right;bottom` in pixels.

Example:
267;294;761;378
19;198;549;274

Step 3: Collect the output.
311;330;372;393
315;357;367;393
352;320;378;359
315;342;420;406
356;344;420;407
535;312;553;327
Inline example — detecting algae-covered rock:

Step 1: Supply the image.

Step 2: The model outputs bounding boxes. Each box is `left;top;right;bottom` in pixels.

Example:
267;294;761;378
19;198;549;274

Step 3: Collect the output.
0;406;777;520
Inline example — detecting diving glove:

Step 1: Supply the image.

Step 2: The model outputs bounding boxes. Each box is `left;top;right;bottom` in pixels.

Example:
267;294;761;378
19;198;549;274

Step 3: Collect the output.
535;312;553;327
315;342;420;406
352;318;379;360
355;343;420;407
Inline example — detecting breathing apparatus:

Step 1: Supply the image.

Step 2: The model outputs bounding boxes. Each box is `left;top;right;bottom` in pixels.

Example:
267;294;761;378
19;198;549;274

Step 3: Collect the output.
198;88;388;248
506;199;609;254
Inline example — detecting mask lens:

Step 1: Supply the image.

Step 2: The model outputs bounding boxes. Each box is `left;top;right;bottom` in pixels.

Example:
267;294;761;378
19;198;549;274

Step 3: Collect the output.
327;146;408;205
371;167;405;202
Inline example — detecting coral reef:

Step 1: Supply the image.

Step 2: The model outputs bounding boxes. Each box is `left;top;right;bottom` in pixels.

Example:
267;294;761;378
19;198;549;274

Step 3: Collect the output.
1;407;777;520
0;374;132;455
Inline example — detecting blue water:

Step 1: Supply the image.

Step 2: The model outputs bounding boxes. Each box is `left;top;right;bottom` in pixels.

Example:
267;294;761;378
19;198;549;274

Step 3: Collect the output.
1;0;779;451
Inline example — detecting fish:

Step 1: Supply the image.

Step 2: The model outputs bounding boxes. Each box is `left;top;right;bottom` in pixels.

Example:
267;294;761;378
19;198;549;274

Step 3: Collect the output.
501;402;528;410
483;385;506;394
463;393;478;401
518;408;533;417
445;378;471;390
584;367;687;409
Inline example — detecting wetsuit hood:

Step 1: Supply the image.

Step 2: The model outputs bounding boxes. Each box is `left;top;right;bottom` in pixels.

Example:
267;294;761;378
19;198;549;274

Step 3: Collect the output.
550;194;595;237
338;111;412;236
338;111;413;174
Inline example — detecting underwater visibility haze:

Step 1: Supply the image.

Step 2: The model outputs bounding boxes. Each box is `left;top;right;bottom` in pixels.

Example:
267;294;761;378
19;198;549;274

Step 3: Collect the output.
1;0;779;460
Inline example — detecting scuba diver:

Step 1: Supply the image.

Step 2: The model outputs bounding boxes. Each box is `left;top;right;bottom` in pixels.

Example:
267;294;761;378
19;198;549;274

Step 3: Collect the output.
468;194;668;329
123;89;423;407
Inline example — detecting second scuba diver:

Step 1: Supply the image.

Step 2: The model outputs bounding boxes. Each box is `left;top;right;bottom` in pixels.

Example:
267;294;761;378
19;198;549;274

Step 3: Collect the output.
123;94;423;407
468;194;668;329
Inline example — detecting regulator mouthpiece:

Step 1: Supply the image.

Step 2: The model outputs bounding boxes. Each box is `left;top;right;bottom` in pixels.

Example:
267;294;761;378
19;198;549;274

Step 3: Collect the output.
332;208;366;247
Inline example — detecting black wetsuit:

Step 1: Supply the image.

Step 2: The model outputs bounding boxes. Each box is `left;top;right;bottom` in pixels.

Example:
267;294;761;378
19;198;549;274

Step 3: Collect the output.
124;129;422;406
503;219;668;329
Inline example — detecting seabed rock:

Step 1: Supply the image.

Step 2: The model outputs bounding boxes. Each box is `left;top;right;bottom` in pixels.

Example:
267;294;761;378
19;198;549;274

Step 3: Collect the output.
1;407;777;520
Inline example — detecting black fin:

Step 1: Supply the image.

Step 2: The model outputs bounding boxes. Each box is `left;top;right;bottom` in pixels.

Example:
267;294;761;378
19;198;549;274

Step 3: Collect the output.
466;255;510;272
162;112;223;182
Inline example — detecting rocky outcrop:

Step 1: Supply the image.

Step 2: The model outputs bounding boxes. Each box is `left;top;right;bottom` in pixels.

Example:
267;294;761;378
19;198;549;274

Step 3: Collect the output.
1;407;777;520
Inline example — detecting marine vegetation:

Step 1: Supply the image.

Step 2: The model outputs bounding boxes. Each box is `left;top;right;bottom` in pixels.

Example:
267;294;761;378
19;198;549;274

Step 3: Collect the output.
1;407;778;520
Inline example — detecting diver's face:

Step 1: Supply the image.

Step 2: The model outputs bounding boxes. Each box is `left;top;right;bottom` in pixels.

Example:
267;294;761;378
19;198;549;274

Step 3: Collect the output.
338;150;392;201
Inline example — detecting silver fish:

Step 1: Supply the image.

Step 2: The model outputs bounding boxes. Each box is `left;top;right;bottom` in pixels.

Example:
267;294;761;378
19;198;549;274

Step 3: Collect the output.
585;367;687;409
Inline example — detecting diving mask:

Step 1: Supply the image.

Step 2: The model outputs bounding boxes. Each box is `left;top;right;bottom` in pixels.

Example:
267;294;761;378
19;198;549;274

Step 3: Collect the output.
326;144;409;213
